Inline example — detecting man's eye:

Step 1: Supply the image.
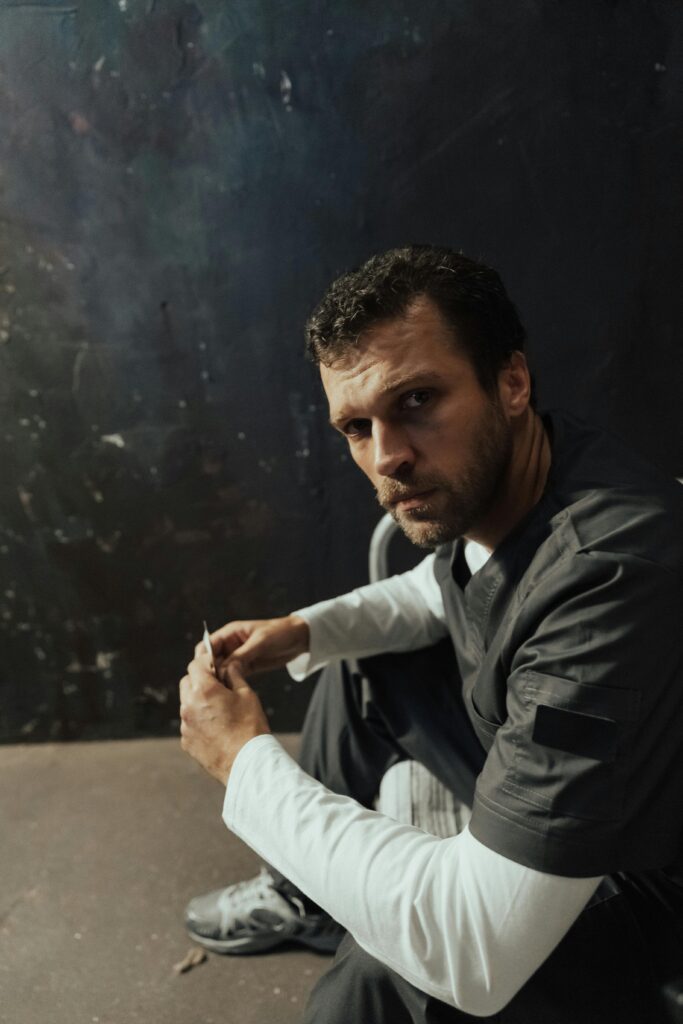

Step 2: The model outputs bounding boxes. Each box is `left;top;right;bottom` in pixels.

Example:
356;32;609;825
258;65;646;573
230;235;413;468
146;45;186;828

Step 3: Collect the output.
343;419;370;437
402;390;431;410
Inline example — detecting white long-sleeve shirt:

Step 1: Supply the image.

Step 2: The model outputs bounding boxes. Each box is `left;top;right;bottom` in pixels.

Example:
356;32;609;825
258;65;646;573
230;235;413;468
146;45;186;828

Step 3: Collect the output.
222;545;603;1016
286;551;450;678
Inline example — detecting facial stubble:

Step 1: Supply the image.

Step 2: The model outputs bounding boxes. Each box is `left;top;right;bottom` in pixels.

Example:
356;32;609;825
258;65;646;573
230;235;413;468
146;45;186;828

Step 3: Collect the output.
377;401;512;548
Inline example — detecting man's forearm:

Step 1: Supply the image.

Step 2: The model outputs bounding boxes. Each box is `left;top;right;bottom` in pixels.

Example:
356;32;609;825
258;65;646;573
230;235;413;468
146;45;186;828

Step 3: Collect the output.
287;554;448;679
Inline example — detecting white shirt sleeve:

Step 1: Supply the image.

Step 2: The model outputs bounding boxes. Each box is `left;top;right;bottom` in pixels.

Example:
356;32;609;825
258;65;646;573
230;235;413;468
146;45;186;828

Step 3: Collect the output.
286;553;448;680
223;734;603;1017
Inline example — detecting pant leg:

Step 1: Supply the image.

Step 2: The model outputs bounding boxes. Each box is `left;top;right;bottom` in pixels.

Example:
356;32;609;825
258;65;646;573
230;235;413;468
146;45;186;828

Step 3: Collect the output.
298;638;486;807
498;881;672;1024
302;887;670;1024
301;932;488;1024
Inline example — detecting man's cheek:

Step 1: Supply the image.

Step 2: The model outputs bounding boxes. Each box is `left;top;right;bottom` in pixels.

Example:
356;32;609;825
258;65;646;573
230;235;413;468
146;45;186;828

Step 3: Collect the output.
349;443;372;478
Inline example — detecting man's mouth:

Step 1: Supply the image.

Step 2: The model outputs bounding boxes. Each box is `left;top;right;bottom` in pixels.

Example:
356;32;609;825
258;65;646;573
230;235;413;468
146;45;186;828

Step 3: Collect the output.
391;489;436;511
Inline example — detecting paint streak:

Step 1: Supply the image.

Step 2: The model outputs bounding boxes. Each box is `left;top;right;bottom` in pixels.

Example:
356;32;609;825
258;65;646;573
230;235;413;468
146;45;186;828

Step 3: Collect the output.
280;70;293;110
100;434;125;448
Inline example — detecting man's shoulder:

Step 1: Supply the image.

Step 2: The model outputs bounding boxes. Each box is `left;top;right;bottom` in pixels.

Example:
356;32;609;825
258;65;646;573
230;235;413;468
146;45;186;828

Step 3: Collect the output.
545;410;682;574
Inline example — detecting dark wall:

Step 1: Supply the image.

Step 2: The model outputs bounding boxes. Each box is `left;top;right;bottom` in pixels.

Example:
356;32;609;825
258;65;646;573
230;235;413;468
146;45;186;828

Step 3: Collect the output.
1;0;681;742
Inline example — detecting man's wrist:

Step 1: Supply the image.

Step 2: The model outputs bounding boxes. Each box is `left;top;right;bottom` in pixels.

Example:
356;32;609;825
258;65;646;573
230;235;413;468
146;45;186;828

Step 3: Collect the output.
221;725;271;787
287;613;310;656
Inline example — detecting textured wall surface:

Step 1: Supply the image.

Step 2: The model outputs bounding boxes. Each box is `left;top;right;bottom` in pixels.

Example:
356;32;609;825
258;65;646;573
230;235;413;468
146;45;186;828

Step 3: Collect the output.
1;0;681;741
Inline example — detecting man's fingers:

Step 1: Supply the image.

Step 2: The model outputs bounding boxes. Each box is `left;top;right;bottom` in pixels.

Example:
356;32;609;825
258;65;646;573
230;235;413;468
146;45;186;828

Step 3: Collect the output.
194;626;248;660
187;653;221;689
226;659;251;692
229;630;267;672
210;625;252;658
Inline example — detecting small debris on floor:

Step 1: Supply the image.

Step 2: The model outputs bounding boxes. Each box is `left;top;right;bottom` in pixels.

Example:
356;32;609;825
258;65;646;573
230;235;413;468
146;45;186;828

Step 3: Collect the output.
173;947;208;975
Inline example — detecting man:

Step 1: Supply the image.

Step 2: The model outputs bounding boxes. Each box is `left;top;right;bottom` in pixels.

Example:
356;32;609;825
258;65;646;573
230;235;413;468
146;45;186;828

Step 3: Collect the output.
179;245;683;1022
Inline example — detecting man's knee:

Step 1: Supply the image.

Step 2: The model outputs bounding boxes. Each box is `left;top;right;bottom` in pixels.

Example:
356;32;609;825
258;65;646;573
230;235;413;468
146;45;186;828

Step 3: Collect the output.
303;934;422;1024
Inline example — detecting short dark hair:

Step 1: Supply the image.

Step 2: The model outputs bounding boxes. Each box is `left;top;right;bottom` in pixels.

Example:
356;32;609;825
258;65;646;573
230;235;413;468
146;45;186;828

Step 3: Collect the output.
305;244;530;399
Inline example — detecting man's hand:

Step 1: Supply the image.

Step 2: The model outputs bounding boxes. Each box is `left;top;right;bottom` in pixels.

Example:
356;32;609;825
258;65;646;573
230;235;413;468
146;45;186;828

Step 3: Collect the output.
179;653;270;786
194;614;310;679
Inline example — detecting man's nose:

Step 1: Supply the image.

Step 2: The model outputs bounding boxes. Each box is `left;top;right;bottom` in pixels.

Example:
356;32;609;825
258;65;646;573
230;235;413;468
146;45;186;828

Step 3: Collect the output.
373;422;415;477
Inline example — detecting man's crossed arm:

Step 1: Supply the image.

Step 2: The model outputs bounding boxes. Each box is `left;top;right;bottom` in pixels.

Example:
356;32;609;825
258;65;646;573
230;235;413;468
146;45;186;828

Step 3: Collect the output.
178;556;602;1017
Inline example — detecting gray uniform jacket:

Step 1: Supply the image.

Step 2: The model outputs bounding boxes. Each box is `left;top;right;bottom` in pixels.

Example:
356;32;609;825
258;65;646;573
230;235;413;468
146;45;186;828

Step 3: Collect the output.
434;410;682;880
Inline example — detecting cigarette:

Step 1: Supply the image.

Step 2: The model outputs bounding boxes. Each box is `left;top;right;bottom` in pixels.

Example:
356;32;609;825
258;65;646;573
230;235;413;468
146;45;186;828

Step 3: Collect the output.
202;620;215;672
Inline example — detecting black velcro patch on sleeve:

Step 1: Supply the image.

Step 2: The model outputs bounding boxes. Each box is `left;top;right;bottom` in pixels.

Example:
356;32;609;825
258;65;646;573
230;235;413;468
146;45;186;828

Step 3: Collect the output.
532;704;618;763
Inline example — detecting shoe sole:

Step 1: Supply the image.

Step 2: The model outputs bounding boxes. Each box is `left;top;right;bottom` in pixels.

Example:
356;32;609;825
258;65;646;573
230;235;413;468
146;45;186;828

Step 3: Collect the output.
185;924;343;956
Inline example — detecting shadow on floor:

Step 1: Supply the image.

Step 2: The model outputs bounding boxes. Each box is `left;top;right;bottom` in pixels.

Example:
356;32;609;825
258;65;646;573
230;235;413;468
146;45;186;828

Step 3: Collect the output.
0;736;329;1024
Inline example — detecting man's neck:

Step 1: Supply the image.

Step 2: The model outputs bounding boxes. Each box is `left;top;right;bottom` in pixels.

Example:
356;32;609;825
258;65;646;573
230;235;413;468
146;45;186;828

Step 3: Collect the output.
466;410;551;552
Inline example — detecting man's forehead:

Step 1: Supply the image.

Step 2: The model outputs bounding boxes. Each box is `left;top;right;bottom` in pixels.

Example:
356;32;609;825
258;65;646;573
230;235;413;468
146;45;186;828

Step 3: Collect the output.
324;365;448;395
322;322;460;376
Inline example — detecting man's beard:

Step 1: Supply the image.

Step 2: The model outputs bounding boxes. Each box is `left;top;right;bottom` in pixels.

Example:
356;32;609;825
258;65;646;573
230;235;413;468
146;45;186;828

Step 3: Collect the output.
376;401;512;548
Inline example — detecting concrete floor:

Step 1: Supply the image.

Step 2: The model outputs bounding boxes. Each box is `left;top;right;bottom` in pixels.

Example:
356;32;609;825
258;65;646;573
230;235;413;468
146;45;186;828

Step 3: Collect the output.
0;736;330;1024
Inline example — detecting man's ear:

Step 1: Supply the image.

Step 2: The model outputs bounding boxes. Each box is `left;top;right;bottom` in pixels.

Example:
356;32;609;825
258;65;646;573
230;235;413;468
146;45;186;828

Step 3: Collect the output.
497;351;531;419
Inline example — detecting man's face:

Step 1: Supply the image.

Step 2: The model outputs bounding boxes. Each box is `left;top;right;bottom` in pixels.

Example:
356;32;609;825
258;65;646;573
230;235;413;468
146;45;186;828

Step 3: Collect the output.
321;297;514;548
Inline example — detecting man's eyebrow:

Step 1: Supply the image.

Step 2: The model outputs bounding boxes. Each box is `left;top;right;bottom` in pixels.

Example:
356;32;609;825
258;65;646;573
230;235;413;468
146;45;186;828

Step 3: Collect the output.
329;371;446;428
376;370;446;396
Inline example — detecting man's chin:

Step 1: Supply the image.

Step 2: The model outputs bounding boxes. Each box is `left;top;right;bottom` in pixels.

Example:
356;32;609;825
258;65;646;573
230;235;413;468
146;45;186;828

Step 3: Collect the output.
390;510;460;549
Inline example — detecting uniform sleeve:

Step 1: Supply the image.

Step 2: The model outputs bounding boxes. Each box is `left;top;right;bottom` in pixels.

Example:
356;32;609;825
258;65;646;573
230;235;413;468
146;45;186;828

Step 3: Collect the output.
224;733;602;1016
286;554;447;680
469;550;682;876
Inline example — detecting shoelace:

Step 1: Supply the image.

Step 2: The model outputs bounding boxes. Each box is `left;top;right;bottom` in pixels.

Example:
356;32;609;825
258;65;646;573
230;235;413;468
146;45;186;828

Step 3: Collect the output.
217;868;287;933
